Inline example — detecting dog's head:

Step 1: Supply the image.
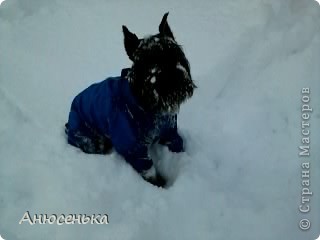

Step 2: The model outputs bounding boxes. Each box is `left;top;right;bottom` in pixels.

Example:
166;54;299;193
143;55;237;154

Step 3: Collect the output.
122;13;196;113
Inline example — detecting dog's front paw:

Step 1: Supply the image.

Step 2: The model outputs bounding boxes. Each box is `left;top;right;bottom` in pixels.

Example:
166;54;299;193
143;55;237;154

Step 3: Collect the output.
141;166;167;188
147;174;167;188
164;134;184;153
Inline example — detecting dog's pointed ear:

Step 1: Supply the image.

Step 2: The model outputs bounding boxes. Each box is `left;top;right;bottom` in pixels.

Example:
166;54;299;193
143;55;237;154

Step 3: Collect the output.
122;25;139;61
159;12;174;39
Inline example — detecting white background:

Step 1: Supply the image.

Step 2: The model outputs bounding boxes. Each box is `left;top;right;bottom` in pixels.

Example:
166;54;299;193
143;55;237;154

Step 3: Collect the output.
0;0;319;239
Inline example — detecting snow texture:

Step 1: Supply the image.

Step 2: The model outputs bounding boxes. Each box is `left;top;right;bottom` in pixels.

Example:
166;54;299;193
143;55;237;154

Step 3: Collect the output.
0;0;320;240
150;76;156;84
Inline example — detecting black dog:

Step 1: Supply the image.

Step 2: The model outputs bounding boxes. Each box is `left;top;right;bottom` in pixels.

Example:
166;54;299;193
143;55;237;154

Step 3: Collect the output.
65;13;196;187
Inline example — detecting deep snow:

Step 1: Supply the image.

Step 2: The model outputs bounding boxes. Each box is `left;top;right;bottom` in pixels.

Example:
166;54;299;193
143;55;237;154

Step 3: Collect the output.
0;0;319;239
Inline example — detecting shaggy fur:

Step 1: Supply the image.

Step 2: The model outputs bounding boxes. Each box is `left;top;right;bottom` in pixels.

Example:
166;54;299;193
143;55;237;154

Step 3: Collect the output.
123;13;196;113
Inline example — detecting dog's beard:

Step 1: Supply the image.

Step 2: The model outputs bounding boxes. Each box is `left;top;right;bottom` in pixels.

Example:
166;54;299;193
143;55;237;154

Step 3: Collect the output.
128;67;195;114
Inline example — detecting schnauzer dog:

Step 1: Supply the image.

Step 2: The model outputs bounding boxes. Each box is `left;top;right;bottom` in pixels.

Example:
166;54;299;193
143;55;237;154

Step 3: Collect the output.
65;13;196;187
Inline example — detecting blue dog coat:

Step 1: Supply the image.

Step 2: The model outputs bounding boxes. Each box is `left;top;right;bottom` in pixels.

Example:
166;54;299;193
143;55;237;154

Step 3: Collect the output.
66;69;183;173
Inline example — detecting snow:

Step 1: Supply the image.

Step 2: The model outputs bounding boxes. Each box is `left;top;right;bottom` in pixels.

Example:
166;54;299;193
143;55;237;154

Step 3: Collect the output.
150;76;156;84
151;68;157;74
153;89;159;100
0;0;320;239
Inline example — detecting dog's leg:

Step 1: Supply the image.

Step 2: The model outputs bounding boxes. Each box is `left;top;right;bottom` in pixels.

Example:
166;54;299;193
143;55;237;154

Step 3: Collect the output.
159;115;184;153
94;134;113;154
141;166;167;187
65;111;112;154
159;131;184;153
66;125;112;154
